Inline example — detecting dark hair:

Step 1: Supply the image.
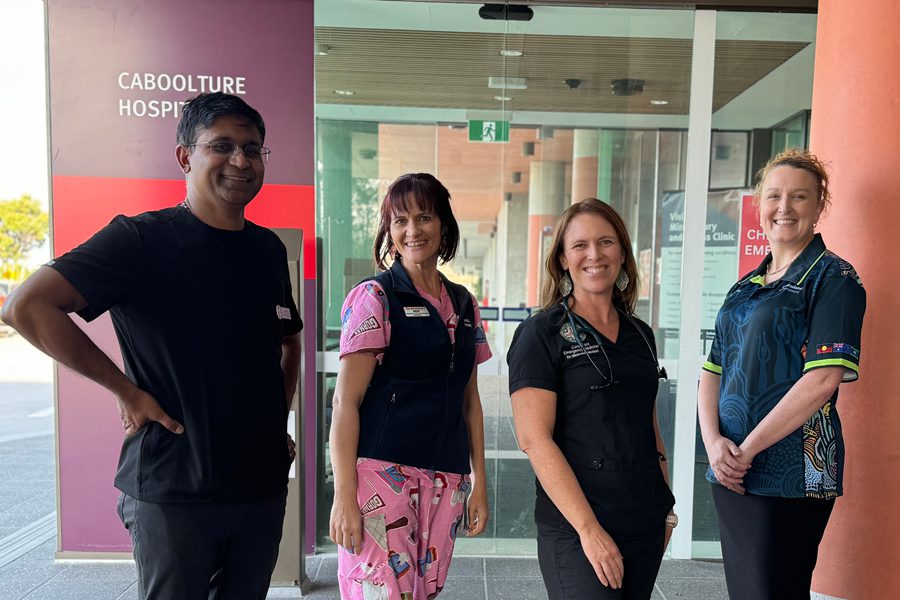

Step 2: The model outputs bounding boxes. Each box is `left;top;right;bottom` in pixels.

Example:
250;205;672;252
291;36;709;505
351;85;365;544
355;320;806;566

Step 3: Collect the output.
373;173;460;270
176;93;266;146
540;199;639;314
754;148;831;212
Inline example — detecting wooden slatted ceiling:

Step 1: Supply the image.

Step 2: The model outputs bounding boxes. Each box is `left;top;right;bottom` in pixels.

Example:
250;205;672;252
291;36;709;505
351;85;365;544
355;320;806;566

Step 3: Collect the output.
315;28;808;114
386;0;817;10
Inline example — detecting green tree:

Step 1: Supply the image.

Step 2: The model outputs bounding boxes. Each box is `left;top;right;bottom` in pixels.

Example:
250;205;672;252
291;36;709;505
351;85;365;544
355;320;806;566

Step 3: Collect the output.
0;194;49;281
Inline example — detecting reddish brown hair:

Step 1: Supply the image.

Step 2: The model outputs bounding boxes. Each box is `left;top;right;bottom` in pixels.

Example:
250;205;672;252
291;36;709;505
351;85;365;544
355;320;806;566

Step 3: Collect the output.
373;173;460;270
754;149;831;212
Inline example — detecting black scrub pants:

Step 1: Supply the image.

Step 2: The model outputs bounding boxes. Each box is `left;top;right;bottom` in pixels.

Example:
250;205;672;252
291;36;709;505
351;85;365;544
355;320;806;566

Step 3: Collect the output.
712;484;834;600
117;489;288;600
536;517;665;600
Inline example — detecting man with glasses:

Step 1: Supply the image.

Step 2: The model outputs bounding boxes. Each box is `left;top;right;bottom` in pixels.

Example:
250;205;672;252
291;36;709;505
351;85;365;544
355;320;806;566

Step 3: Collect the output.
1;92;302;599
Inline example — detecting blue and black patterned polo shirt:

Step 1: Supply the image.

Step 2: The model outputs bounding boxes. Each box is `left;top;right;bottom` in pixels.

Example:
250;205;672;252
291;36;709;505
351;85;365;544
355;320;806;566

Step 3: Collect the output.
702;234;866;498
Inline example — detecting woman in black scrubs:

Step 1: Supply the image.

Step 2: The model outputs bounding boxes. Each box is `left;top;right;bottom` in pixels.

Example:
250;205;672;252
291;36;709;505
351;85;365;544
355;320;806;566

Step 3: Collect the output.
508;199;675;600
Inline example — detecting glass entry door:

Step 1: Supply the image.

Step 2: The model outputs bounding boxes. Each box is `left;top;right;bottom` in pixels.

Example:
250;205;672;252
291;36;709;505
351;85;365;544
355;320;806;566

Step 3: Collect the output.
313;0;816;558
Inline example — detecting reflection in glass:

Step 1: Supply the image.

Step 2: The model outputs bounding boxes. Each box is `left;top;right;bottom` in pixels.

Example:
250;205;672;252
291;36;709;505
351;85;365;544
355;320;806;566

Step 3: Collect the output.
314;0;816;558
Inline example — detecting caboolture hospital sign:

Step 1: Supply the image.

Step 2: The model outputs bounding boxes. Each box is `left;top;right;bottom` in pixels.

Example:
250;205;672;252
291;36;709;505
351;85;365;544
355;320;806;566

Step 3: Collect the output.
116;72;248;118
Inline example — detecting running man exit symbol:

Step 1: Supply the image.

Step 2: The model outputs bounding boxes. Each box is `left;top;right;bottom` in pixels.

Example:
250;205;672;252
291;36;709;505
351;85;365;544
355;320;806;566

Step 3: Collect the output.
468;120;510;143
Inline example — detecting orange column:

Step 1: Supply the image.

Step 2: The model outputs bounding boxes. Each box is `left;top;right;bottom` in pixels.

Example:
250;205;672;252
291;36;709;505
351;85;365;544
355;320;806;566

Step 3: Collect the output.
526;161;566;307
810;1;900;598
571;129;599;204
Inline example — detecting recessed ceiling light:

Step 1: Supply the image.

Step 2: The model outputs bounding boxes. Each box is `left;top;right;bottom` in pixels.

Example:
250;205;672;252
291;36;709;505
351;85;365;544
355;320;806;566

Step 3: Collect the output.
334;89;355;96
500;49;524;57
489;76;527;90
650;99;669;105
494;95;512;102
315;43;330;56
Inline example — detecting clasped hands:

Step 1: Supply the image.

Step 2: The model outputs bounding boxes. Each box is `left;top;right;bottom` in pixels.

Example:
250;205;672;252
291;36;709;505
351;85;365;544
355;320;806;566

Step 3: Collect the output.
707;435;753;494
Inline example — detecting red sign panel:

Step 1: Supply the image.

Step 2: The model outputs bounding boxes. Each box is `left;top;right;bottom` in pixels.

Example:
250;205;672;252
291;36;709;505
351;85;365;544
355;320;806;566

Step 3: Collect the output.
738;193;769;277
47;0;315;553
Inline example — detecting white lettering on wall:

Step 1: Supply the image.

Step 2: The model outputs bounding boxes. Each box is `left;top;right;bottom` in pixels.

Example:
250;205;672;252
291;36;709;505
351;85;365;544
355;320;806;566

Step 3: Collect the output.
117;72;248;119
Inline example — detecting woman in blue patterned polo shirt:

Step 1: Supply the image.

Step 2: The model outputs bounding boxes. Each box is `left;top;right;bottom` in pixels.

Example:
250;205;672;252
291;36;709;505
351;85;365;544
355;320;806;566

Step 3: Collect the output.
699;150;866;600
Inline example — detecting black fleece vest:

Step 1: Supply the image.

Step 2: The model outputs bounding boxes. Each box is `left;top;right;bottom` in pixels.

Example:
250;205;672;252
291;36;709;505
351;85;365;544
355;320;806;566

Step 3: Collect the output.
356;261;476;474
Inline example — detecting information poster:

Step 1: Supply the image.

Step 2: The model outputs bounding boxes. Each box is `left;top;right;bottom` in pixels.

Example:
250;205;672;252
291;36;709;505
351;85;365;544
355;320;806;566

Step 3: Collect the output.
658;190;743;356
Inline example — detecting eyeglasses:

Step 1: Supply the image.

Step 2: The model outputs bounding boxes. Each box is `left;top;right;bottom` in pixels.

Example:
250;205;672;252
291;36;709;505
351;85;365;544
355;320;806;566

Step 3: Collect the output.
188;141;271;162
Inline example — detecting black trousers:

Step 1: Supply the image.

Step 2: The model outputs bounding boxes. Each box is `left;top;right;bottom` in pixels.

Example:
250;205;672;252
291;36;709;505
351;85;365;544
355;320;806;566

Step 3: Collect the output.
712;484;835;600
536;517;665;600
118;489;288;600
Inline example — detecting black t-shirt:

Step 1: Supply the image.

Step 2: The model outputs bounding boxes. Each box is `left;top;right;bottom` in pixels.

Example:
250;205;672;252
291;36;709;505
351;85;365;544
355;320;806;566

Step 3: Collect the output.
49;206;302;502
507;303;674;535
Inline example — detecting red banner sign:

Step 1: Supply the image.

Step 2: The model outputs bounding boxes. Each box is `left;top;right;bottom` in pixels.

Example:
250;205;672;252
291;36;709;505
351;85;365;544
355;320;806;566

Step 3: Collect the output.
739;193;769;276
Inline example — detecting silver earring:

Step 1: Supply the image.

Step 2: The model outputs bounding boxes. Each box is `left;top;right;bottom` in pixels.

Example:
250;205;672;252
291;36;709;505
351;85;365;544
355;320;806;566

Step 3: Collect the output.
559;271;573;297
616;270;629;292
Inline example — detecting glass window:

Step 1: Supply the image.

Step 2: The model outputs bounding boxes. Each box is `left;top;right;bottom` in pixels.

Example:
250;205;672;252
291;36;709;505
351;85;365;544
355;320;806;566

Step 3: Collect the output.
315;1;695;554
314;1;817;558
690;9;818;557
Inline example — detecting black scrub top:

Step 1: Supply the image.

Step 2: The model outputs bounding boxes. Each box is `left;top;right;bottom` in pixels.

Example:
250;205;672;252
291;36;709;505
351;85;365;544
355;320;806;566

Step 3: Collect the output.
507;303;674;537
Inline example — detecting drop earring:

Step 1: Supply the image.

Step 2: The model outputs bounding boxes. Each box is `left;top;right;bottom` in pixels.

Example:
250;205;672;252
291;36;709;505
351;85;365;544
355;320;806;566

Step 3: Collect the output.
559;271;573;297
616;270;630;291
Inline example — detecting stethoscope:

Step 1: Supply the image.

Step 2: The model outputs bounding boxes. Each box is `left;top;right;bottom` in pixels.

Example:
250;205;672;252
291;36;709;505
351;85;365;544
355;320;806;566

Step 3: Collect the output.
561;299;667;389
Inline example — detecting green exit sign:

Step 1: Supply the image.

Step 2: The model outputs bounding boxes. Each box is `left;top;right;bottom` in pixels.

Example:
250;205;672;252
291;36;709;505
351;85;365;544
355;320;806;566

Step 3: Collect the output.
468;120;510;143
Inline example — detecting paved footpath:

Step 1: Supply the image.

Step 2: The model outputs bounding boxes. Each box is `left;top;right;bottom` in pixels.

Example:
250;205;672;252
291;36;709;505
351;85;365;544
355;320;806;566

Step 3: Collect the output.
0;336;729;599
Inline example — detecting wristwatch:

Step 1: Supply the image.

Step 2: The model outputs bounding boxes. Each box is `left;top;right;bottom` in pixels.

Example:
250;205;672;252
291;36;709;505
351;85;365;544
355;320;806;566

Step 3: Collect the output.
665;512;678;528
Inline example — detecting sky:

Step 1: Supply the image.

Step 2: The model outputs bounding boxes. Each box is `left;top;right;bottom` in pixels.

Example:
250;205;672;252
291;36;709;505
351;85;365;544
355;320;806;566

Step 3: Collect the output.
0;0;50;262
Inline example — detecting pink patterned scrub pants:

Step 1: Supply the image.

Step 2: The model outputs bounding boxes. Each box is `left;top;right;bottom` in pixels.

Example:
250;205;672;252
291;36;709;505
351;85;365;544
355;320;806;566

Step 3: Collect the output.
337;458;470;600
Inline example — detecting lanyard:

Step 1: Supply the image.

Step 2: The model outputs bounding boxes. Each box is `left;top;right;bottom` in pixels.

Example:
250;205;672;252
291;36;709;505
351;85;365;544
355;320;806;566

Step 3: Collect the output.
561;301;667;387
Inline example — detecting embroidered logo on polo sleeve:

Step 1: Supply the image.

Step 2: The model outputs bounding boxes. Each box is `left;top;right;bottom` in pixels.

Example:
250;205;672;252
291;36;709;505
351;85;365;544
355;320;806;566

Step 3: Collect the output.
818;342;860;358
275;305;292;320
